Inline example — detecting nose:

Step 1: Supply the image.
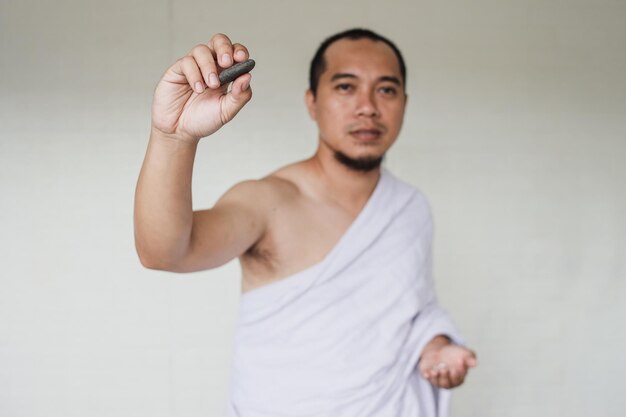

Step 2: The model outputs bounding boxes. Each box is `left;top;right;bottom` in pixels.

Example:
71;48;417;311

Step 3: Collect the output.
355;90;380;118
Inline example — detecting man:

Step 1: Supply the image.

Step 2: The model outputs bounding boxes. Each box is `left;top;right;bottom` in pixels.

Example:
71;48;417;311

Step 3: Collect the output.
135;29;477;417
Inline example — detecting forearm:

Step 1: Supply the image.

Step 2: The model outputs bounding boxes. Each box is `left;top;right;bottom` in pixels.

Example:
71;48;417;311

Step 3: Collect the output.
134;128;199;269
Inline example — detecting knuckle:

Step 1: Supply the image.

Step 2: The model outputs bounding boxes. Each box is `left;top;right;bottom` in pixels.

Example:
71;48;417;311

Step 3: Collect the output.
192;44;207;54
197;54;215;68
213;33;231;45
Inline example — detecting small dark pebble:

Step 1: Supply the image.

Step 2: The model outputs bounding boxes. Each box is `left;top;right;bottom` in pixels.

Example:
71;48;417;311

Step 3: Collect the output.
219;59;256;85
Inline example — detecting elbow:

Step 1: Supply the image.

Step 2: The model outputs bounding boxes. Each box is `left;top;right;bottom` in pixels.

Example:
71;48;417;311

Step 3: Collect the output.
134;238;223;273
135;242;182;272
136;250;171;271
135;247;205;273
137;254;190;272
138;255;165;271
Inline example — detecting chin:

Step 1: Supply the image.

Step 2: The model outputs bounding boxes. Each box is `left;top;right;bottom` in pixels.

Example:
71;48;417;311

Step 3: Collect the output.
334;151;384;172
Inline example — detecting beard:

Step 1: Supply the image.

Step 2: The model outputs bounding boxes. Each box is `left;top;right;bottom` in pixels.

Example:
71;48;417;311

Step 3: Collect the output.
334;151;384;172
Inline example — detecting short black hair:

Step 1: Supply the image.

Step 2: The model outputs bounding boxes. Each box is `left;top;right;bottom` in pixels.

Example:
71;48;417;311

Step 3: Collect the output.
309;28;406;97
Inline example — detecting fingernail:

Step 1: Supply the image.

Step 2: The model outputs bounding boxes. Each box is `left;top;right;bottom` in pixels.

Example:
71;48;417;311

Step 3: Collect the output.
235;50;245;60
194;81;204;93
241;78;250;91
222;53;232;66
209;73;219;87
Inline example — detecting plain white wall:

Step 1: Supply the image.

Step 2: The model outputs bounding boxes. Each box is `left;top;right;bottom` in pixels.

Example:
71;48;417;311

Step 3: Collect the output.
1;0;625;416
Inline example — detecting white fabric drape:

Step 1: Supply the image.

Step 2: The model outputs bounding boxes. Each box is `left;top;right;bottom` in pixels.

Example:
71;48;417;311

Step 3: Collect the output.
226;169;463;417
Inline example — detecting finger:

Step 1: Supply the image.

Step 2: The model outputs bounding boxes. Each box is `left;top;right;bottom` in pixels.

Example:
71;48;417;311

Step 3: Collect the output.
464;351;478;368
189;44;220;89
420;361;436;381
178;55;206;94
209;33;234;68
448;367;465;387
437;370;451;389
232;43;250;63
220;73;252;122
429;367;442;383
449;375;465;388
418;357;434;373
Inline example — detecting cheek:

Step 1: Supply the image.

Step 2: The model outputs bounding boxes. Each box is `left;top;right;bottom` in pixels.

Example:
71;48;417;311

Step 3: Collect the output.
383;103;405;128
318;101;348;127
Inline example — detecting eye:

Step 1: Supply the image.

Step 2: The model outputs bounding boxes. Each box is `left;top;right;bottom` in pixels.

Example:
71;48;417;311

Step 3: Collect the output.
379;86;398;96
335;83;354;93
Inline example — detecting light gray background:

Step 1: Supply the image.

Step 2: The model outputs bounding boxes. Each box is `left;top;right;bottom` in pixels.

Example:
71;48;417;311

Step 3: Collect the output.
1;0;625;416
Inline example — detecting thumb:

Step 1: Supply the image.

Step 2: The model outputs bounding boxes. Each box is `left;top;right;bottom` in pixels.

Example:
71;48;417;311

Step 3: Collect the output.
464;351;478;368
221;73;253;123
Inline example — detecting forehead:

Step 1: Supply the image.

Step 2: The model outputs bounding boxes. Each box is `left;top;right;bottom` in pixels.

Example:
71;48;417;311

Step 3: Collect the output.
322;38;402;81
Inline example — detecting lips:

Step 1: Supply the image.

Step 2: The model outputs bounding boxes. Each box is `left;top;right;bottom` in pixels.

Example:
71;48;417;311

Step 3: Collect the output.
349;128;382;141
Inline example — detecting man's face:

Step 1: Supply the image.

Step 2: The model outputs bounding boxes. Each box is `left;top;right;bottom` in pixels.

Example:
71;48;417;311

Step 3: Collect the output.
306;38;407;168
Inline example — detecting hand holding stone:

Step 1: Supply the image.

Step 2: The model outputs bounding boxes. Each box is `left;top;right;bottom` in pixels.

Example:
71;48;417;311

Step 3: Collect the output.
151;33;254;143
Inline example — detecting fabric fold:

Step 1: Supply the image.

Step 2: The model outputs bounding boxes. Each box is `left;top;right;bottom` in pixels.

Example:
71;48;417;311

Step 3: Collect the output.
226;169;462;417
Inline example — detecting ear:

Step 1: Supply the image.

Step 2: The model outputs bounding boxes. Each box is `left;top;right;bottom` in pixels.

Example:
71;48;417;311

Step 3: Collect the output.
304;89;317;121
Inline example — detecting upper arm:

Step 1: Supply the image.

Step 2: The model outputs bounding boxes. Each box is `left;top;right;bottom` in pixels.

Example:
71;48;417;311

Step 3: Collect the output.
172;180;272;272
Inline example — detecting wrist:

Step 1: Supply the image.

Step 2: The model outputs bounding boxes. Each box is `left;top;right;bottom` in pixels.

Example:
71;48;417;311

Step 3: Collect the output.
150;126;201;148
422;335;451;356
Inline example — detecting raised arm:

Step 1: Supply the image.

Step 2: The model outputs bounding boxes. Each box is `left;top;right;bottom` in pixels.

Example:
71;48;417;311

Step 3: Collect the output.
134;34;261;272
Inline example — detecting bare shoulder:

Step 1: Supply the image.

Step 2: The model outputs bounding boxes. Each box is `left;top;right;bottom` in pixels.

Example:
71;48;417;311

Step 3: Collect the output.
216;175;296;208
215;163;307;211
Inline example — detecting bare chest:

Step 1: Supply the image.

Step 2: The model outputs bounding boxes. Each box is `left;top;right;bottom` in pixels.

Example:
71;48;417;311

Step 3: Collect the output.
240;200;355;293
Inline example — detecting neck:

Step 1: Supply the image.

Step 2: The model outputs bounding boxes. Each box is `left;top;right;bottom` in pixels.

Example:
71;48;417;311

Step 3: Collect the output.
303;144;382;215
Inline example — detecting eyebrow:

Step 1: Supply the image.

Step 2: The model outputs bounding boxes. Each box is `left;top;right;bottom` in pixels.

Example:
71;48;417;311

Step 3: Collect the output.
330;73;358;82
379;76;402;86
330;73;402;86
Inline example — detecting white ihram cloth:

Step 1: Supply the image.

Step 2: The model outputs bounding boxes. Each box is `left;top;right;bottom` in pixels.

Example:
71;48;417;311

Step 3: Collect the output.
226;169;463;417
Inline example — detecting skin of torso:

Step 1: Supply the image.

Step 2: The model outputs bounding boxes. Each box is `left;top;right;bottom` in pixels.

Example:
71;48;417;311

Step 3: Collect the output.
238;162;370;293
